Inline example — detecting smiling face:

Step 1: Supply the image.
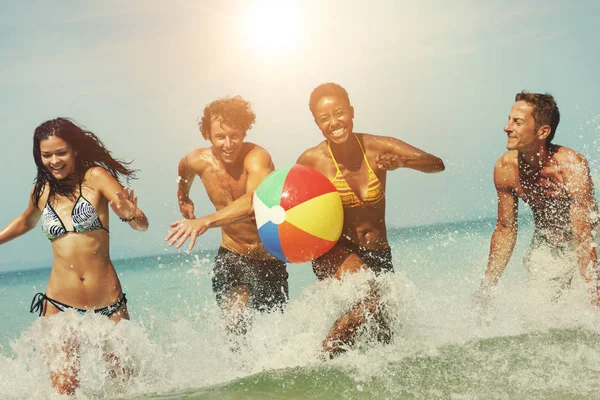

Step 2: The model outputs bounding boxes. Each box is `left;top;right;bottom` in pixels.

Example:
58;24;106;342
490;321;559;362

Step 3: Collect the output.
209;118;246;165
39;135;77;180
312;95;355;145
504;100;546;153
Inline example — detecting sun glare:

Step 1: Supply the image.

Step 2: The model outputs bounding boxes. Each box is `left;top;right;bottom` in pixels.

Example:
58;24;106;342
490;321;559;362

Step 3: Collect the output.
242;1;301;55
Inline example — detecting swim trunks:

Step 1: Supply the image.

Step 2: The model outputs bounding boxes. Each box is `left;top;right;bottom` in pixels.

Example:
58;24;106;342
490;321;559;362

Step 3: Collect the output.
312;239;394;276
523;228;599;303
212;247;289;312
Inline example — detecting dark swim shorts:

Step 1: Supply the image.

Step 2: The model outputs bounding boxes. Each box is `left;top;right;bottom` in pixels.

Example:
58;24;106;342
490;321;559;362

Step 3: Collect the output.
312;240;395;276
212;247;289;312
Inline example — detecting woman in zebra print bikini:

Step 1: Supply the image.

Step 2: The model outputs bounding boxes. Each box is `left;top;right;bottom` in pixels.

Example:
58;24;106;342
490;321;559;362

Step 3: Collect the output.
0;118;149;395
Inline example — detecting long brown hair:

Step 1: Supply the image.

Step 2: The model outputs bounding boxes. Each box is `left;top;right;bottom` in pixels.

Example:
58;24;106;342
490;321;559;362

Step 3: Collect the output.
32;118;137;207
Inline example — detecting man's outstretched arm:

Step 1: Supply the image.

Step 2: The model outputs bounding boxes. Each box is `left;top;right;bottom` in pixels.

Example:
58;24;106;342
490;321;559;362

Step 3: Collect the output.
481;189;519;289
166;148;274;250
177;155;197;219
480;160;519;290
565;155;600;305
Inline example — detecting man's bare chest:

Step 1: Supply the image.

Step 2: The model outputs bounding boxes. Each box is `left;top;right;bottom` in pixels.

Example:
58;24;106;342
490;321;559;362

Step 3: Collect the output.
514;170;570;213
199;168;248;206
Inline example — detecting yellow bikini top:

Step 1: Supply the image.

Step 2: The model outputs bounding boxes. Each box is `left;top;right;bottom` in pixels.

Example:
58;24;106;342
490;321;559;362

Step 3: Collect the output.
327;134;385;208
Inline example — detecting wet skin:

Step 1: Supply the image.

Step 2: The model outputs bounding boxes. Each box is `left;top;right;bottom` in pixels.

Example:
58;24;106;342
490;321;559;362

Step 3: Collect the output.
0;134;149;394
297;93;445;355
171;119;276;257
480;101;600;305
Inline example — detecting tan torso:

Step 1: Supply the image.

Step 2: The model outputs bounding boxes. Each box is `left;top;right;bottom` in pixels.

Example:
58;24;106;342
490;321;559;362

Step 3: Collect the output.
503;147;596;245
190;146;272;259
309;135;388;249
39;170;124;318
515;158;572;243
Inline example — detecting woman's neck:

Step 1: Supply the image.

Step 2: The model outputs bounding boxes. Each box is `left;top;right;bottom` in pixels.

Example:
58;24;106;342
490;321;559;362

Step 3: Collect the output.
51;170;81;199
330;133;363;170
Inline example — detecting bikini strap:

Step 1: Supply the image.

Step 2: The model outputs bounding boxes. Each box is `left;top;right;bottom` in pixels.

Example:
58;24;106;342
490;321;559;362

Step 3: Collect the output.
31;293;75;315
44;296;72;312
329;134;377;176
353;134;377;174
327;140;343;175
100;293;127;317
79;172;84;196
30;293;47;317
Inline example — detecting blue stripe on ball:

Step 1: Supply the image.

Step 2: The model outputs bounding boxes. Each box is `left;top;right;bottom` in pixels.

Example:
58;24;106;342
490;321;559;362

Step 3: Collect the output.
258;221;288;262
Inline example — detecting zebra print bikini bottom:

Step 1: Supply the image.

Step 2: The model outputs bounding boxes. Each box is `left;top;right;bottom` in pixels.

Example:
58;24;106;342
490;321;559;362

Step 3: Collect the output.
30;292;127;317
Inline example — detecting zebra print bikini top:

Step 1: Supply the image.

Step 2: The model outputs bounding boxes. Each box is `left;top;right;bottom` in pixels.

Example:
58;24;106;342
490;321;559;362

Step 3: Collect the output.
41;179;108;240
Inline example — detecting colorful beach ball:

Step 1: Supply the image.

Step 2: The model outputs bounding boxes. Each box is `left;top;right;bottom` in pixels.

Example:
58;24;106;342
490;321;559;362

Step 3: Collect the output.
253;164;344;263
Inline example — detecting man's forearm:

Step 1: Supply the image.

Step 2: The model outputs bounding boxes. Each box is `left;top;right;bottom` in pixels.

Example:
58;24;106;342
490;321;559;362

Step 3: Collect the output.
481;226;518;288
178;192;195;218
206;193;254;229
571;217;599;282
575;245;599;283
575;245;600;303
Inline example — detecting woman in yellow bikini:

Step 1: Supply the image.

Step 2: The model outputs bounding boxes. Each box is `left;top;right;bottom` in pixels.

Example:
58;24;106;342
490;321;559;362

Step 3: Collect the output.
297;82;445;356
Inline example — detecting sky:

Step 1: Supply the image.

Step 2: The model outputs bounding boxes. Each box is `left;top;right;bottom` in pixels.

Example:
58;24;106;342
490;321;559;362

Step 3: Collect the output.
1;0;599;271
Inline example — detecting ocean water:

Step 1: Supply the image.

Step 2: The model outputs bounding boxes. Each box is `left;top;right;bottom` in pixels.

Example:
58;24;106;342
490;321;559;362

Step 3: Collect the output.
1;217;600;399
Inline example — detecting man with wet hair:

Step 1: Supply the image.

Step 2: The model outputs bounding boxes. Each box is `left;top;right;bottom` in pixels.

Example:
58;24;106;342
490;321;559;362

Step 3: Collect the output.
166;96;289;335
477;91;600;306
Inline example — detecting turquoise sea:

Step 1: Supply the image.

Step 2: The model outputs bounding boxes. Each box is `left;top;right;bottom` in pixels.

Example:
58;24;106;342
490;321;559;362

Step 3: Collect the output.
1;217;600;399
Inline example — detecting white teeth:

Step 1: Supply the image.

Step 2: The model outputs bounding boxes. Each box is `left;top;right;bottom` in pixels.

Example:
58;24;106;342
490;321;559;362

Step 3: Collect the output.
331;128;345;137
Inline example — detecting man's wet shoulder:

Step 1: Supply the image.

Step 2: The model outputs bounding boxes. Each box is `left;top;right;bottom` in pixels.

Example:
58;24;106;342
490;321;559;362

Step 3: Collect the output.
496;150;519;169
552;145;587;164
184;148;213;168
243;142;268;155
243;142;274;163
493;151;519;190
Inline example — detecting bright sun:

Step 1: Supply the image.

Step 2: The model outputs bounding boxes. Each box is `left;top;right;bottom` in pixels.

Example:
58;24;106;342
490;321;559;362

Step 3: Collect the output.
242;1;301;55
